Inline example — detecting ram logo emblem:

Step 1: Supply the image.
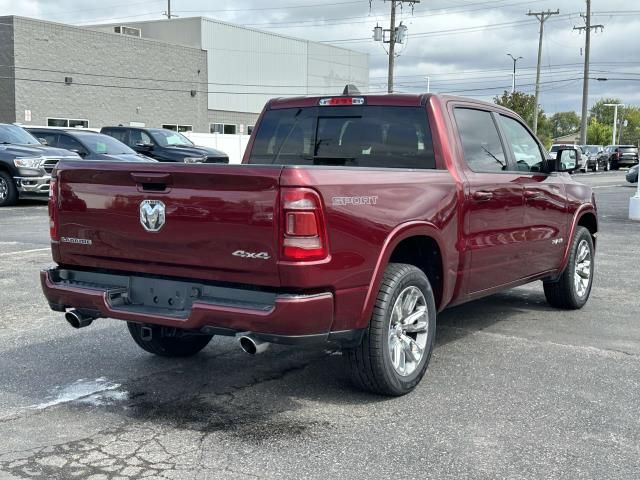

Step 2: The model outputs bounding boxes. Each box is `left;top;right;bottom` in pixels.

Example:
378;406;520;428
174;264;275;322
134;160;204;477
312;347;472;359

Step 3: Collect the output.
140;200;166;232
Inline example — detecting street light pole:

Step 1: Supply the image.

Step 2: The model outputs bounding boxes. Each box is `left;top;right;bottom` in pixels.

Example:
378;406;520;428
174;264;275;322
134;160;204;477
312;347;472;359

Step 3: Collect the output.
425;76;430;93
507;54;523;93
604;103;624;146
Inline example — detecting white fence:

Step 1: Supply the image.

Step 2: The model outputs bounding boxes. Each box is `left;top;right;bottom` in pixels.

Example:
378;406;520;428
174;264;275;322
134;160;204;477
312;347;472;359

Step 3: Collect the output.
184;132;250;164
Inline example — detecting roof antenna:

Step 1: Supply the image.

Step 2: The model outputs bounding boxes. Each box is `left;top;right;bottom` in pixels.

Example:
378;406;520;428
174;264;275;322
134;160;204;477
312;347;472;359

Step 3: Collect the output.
342;84;360;95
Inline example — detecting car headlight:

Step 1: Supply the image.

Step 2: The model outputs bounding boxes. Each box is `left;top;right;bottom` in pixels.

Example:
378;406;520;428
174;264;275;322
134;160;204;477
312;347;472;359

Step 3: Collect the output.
183;156;207;164
14;156;44;168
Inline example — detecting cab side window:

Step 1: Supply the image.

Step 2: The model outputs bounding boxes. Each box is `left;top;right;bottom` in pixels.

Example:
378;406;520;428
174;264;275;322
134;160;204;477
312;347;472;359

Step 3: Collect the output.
499;115;545;173
57;135;86;154
454;108;507;173
104;129;129;145
129;130;152;146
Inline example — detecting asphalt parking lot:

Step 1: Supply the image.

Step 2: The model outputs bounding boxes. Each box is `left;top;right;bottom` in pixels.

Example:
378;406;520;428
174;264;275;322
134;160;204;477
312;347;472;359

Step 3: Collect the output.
0;171;638;480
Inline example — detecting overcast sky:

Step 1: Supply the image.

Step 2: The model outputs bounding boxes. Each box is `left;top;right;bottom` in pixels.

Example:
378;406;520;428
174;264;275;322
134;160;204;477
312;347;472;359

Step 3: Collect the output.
2;0;638;114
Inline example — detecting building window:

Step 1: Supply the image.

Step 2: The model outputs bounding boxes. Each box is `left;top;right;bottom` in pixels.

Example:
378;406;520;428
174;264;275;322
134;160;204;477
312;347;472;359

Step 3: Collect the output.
210;123;238;135
247;125;254;135
162;124;192;132
47;118;88;128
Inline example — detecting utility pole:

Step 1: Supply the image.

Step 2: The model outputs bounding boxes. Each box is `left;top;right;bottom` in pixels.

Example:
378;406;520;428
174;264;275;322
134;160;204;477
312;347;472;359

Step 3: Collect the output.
527;9;559;135
373;1;420;93
164;0;172;19
575;0;604;145
507;53;523;93
388;1;397;94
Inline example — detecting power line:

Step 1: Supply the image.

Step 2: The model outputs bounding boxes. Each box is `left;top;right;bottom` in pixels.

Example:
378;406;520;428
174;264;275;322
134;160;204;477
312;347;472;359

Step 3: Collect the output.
237;0;545;29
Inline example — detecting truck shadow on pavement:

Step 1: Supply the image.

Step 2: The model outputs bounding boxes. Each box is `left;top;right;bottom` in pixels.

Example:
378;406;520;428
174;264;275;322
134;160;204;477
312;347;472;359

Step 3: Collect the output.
0;286;562;478
436;285;553;347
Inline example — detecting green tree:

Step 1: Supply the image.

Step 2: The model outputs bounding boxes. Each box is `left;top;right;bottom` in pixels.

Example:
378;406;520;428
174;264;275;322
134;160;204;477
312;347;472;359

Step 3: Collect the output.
493;90;551;143
617;107;640;145
549;111;581;138
589;98;623;126
587;120;613;145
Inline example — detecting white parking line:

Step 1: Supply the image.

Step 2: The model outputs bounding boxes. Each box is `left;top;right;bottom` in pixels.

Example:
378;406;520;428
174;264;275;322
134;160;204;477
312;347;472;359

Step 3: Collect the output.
591;185;628;189
0;248;50;257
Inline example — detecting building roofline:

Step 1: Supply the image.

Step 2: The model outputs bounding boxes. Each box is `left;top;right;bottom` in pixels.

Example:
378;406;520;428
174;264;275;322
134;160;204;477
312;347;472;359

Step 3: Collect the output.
1;15;205;53
83;16;368;55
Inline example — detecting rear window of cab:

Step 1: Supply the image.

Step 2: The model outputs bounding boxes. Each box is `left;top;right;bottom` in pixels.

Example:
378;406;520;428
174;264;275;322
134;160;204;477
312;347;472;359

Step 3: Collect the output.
248;106;436;169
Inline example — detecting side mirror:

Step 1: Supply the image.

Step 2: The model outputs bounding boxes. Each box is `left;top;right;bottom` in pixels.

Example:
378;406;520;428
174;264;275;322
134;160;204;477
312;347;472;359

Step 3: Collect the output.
135;142;153;152
70;149;87;158
552;148;580;172
38;138;48;145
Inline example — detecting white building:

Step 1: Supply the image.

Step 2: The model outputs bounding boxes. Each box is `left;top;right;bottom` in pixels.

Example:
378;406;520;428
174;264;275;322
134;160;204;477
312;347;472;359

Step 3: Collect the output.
88;17;370;135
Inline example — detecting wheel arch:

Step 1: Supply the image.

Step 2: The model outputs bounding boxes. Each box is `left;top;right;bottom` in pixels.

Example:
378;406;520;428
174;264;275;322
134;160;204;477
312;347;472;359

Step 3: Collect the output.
358;222;453;328
558;206;598;273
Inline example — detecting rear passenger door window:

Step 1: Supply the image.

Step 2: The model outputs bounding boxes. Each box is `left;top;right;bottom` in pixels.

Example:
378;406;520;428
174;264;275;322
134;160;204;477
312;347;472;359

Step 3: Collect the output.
56;135;85;154
498;115;545;173
454;108;507;172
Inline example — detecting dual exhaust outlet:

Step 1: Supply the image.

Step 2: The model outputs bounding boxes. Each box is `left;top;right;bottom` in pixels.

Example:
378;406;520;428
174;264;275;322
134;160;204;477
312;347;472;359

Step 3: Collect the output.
64;309;270;355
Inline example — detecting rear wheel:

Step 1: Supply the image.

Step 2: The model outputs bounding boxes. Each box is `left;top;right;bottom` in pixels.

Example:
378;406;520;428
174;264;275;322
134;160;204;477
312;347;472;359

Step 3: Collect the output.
543;226;594;309
127;322;213;357
344;263;436;396
0;171;18;207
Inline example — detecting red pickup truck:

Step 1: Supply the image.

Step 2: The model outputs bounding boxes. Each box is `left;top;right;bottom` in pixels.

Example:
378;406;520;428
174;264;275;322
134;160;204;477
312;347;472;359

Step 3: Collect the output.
41;93;597;396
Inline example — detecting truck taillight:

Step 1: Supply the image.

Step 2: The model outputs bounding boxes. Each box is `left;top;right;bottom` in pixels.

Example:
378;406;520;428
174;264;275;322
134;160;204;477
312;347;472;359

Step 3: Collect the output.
280;188;328;261
49;177;58;241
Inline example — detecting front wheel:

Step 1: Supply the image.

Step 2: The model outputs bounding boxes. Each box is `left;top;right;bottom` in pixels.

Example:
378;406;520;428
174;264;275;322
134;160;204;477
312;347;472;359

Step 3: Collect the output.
543;226;594;309
0;171;18;207
344;263;437;396
127;322;213;357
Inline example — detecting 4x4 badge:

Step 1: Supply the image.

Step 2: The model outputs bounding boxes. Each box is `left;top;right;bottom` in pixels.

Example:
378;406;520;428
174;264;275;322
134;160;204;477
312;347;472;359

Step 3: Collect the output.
140;200;166;232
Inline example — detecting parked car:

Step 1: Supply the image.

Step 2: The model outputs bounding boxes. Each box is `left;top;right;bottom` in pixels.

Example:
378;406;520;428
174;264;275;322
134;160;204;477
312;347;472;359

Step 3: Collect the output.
627;164;639;183
26;128;157;163
548;144;564;160
603;145;639;170
100;126;228;163
580;145;607;172
0;123;79;206
42;93;597;396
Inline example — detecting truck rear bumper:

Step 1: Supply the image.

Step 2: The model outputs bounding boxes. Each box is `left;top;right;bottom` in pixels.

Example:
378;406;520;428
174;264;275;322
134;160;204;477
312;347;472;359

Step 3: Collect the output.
40;268;349;344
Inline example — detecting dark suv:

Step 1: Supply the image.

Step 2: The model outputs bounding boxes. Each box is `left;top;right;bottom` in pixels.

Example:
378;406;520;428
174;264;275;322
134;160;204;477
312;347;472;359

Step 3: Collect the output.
0;124;79;206
100;127;228;164
607;145;639;170
27;128;156;163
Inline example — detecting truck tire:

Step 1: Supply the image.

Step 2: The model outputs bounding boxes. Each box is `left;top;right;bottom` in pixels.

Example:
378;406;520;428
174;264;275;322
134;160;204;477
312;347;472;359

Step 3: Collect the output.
543;226;594;309
344;263;436;396
0;171;18;207
127;322;213;357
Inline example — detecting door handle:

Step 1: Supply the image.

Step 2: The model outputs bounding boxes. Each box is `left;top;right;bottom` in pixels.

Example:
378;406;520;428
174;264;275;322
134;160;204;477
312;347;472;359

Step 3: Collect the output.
472;191;494;202
524;190;543;199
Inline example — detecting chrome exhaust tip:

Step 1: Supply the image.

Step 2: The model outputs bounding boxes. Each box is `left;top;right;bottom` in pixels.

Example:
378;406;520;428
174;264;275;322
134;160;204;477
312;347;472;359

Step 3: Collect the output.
238;335;269;355
65;309;95;329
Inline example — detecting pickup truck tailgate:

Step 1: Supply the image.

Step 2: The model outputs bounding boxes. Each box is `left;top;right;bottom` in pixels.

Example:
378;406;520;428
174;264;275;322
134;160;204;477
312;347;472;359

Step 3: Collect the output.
54;162;283;286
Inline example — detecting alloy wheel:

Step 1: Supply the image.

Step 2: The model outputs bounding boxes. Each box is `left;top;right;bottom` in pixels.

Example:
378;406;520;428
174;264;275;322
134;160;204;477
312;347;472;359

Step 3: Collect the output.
0;177;8;201
387;286;429;376
574;239;592;298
